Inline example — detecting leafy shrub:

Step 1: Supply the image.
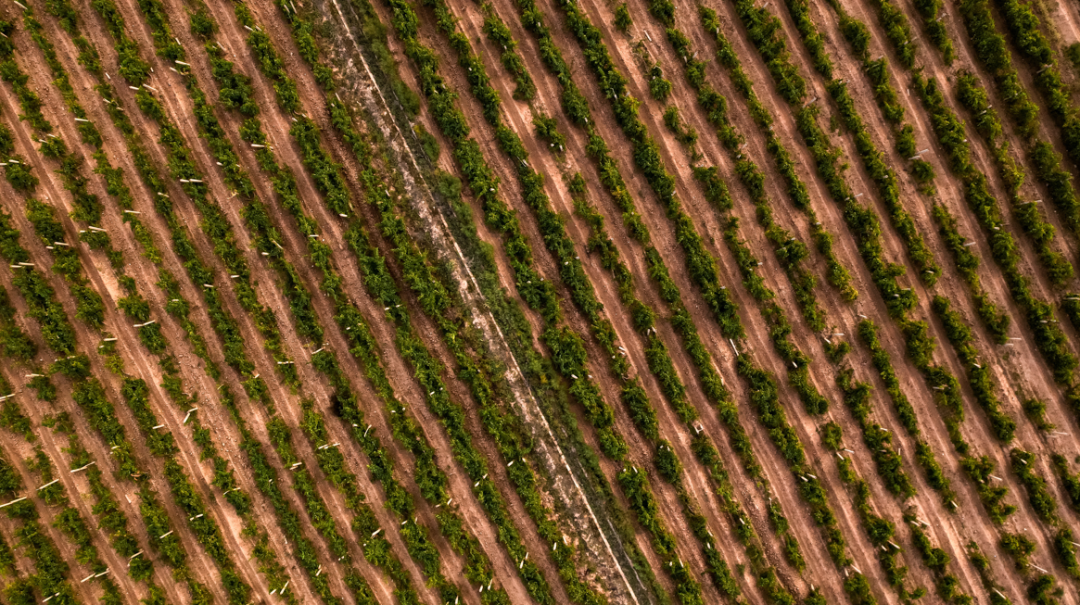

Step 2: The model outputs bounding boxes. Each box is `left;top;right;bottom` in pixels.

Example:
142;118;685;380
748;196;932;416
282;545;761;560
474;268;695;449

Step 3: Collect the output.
821;422;843;450
1010;449;1058;523
1067;43;1080;70
413;123;439;162
647;64;672;100
532;113;565;152
654;442;682;483
614;3;631;31
1000;532;1036;568
1022;398;1053;431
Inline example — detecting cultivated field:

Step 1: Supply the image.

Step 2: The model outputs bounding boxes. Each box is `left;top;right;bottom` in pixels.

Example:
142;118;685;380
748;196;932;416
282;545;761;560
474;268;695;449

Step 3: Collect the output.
0;0;1078;602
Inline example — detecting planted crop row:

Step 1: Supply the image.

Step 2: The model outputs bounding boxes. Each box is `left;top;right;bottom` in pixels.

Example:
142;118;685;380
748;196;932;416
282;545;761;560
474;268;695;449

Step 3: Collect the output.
0;421;132;605
0;198;220;603
698;9;857;301
951;71;1074;290
820;420;916;598
544;0;878;598
569;178;805;594
11;4;318;592
649;6;952;527
930;204;1012;342
913;74;1079;386
956;0;1080;246
505;0;811;546
719;0;1031;526
0;455;32;594
225;3;593;601
121;0;529;601
822;0;1023;342
1050;454;1080;514
909;0;955;62
478;1;843;589
905;511;976;605
49;0;274;397
992;0;1080;174
0;86;110;331
97;2;378;593
650;9;839;414
481;5;535;100
259;0;654;600
87;0;302;390
24;2;382;600
777;0;940;285
816;15;1080;581
22;5;359;599
903;0;1080;304
437;3;805;580
186;1;577;600
833;366;914;498
0;367;137;602
826;0;937;188
855;320;955;501
129;0;324;366
0;449;103;605
929;296;1016;441
341;126;614;605
721;0;917;317
1009;450;1080;577
0;287;36;438
736;0;1001;514
966;542;1013;605
378;0;733;601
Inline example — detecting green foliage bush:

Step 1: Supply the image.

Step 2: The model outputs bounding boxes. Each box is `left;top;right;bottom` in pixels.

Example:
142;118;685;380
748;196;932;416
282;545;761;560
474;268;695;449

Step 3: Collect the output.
1010;449;1058;523
614;3;631;31
532;113;565;152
